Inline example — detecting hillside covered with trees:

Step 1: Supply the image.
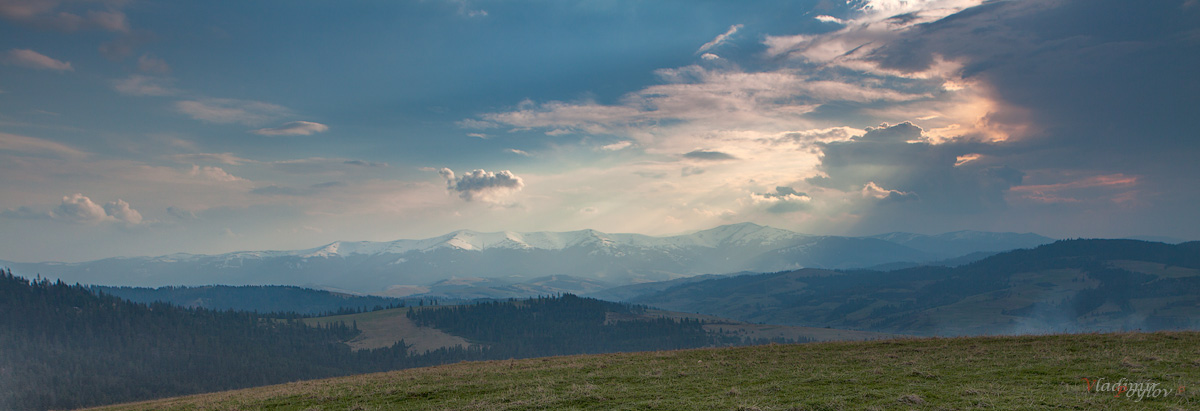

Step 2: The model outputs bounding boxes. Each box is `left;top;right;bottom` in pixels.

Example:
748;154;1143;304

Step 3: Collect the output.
91;284;414;316
0;270;764;410
0;269;453;410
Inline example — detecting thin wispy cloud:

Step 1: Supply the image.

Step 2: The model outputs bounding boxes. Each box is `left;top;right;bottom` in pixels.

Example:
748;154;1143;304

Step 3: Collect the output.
137;54;170;74
0;132;87;158
175;99;290;126
696;24;742;54
113;75;176;96
4;49;72;71
0;1;133;33
252;121;330;136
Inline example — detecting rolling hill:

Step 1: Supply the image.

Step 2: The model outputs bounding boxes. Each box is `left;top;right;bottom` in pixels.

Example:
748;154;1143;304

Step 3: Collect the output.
7;268;886;410
89;331;1200;410
628;239;1200;336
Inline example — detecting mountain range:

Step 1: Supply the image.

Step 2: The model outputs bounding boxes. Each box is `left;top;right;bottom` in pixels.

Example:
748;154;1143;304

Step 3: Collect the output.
0;223;1054;295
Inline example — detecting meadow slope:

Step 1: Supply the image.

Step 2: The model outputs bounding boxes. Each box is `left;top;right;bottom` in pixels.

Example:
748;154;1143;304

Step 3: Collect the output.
91;331;1200;410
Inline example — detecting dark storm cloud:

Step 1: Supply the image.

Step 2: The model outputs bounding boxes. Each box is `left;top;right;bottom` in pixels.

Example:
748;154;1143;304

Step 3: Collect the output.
826;0;1199;237
808;123;1023;213
867;0;1200;171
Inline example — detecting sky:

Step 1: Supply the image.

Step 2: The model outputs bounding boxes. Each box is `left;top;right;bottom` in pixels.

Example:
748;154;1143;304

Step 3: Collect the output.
1;0;1198;262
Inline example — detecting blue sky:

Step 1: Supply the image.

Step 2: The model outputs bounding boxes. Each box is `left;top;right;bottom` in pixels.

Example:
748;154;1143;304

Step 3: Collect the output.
1;0;1198;262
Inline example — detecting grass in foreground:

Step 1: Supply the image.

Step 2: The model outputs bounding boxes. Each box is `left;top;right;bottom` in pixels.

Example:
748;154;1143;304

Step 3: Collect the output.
91;331;1200;410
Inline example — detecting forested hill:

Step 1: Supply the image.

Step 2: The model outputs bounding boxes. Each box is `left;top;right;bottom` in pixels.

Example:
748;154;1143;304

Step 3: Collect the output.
91;284;413;316
0;269;771;410
0;269;423;411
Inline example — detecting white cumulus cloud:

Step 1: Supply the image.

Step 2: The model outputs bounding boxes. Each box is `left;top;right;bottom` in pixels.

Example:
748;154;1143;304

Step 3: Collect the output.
440;168;525;202
48;194;144;225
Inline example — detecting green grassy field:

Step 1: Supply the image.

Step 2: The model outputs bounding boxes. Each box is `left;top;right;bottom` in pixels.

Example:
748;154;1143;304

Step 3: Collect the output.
91;331;1200;410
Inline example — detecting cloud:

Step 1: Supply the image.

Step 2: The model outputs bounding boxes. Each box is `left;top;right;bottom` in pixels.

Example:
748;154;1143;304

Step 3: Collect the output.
770;127;862;145
137;53;169;74
700;53;721;61
4;48;72;71
188;165;245;183
0;132;87;158
1009;174;1138;204
441;168;525;202
954;153;981;167
251;182;346;197
633;171;667;179
98;32;153;61
0;2;132;33
457;118;498;129
103;199;143;224
252;121;330;136
269;157;387;174
45;194;143;225
472;65;928;141
113;74;176;96
697;24;742;54
814;15;846;24
683;149;737;161
506;148;531;156
446;0;487;17
52;194;110;224
599;141;633;151
166;206;198;221
87;9;129;33
171;152;251;165
0;0;56;20
681;166;705;177
807;122;1022;213
750;186;813;214
861;181;919;203
175;98;290;125
466;133;488;139
0;206;50;220
343;159;388;167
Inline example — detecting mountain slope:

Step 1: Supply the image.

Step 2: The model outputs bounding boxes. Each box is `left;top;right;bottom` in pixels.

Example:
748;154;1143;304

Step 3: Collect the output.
0;223;1050;295
869;230;1055;259
631;239;1200;336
